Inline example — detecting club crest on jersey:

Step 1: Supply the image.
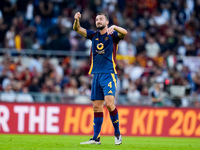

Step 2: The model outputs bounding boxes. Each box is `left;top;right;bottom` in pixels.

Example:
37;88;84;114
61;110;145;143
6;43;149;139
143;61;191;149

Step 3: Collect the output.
104;37;109;41
96;43;105;54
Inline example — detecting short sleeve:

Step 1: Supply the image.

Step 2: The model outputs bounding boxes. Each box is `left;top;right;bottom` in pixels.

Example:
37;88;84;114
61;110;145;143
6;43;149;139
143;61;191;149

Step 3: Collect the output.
112;31;122;43
86;30;96;40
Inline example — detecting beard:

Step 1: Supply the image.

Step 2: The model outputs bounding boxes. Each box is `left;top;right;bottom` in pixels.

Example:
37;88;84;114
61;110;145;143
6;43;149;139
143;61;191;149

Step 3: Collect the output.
97;24;106;30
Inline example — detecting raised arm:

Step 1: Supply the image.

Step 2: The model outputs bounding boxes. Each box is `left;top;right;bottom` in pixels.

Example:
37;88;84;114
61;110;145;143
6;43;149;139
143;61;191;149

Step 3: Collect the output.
107;25;127;38
73;12;87;37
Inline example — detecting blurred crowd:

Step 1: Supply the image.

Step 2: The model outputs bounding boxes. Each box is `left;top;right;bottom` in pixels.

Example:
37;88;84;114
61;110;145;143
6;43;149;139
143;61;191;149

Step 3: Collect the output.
0;0;200;107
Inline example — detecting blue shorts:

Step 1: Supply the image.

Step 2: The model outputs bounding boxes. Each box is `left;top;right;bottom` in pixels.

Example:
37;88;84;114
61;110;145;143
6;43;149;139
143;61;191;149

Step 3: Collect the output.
91;73;117;100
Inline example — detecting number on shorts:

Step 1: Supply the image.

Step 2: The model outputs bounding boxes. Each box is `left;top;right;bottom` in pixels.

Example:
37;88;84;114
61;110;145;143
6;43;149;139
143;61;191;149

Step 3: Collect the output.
108;81;112;88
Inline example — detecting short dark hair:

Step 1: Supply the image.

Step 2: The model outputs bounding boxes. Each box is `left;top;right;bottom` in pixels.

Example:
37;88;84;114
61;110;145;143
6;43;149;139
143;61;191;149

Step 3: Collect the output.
97;12;109;21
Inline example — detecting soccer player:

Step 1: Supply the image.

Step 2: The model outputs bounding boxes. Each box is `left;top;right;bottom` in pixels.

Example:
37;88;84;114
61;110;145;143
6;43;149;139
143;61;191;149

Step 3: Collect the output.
73;11;127;145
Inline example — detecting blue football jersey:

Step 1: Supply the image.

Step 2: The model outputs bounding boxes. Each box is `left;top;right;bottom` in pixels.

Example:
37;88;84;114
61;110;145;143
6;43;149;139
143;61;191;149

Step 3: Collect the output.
86;30;122;74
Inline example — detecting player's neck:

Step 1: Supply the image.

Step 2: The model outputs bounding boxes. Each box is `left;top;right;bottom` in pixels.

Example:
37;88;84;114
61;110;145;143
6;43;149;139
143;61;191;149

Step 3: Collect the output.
99;27;107;35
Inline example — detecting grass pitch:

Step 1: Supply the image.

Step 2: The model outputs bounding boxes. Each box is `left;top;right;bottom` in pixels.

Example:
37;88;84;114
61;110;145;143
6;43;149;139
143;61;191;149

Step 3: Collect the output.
0;134;199;150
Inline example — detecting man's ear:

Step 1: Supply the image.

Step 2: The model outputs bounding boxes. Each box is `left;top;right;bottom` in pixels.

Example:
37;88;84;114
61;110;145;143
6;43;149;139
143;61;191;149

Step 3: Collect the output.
107;20;109;25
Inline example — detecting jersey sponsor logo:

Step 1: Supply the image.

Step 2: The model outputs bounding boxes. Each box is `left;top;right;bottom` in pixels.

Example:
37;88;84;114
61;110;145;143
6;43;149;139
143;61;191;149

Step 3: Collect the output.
97;43;104;50
108;90;113;94
96;43;105;54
